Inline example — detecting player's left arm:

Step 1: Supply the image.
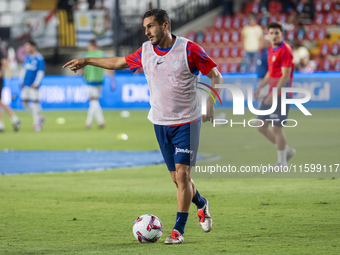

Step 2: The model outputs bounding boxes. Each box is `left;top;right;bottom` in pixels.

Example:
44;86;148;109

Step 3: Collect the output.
32;57;45;89
276;67;291;93
203;67;223;123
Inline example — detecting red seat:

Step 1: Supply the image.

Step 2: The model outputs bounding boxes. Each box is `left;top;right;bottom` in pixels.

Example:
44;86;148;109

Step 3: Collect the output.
214;16;223;29
323;1;333;12
316;27;327;40
306;27;317;41
228;62;239;73
330;42;340;55
230;46;239;58
320;43;330;56
241;16;249;27
268;1;282;14
186;31;196;42
203;31;214;44
334;12;340;25
243;2;260;15
334;59;340;71
232;16;243;29
213;31;222;43
221;47;230;58
212;47;221;59
221;30;231;44
217;62;229;73
325;13;334;25
223;16;232;29
285;30;296;41
314;13;324;25
319;58;333;71
204;47;213;56
315;0;323;12
230;30;241;43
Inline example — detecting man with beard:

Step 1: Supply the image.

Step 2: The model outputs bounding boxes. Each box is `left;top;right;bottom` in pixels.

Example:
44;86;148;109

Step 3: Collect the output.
63;9;222;244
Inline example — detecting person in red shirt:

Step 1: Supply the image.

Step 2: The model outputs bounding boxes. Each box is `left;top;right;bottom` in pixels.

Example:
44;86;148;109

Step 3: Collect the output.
63;9;222;244
254;22;296;168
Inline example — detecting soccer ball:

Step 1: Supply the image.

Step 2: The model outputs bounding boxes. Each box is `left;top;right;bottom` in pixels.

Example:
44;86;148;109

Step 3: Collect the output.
132;214;163;243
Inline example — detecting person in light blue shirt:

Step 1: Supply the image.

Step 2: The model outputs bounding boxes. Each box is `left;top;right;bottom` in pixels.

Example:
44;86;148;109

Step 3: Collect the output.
20;40;45;131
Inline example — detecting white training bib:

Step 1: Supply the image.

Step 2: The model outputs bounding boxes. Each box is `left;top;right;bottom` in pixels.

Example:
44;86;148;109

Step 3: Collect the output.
142;36;201;125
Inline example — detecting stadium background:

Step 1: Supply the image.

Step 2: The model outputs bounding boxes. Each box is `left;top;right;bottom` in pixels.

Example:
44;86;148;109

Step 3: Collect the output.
1;1;340;254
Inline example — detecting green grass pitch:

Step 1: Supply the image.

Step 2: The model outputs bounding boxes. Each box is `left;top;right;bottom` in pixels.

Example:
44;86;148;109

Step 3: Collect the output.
0;109;339;254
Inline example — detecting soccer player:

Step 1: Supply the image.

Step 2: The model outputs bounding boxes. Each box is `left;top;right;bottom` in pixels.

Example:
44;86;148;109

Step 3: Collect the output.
63;9;222;244
254;22;296;167
0;46;20;132
81;39;106;129
20;40;45;132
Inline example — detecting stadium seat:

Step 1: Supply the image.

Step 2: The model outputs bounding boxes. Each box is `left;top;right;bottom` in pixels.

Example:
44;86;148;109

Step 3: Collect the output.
214;16;223;29
285;30;296;41
232;15;245;29
314;13;324;25
334;12;340;25
212;47;221;59
230;30;241;43
230;46;239;58
325;13;334;25
319;58;333;71
268;1;282;14
186;31;196;42
217;62;228;73
334;59;340;71
306;27;317;41
196;32;204;44
223;16;232;29
221;30;231;44
242;16;249;27
204;47;213;57
221;47;229;58
320;43;330;56
213;31;221;44
317;27;327;40
243;1;260;15
228;62;239;73
296;28;306;42
315;0;323;12
203;31;214;44
330;42;340;55
323;1;333;12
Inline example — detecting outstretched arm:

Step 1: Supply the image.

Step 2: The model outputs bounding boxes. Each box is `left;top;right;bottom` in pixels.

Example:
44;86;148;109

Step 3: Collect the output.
63;56;129;73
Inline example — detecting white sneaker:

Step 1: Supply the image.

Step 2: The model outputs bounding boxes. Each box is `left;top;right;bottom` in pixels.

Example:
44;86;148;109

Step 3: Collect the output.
197;199;212;232
164;230;184;244
286;147;296;162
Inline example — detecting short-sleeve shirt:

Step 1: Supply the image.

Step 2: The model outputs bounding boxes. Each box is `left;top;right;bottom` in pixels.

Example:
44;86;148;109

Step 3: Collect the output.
125;35;217;76
267;41;294;96
241;25;263;52
23;53;45;87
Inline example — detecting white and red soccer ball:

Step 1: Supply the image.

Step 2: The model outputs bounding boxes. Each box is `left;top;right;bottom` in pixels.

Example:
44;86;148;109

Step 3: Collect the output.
132;214;163;243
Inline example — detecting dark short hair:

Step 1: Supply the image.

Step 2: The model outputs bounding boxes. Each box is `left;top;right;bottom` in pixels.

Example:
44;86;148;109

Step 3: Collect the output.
89;39;97;47
26;40;37;47
143;9;171;31
267;22;283;32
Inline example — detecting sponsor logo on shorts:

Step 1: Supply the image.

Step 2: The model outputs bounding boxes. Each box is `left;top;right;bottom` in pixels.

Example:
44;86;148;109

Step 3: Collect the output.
175;147;193;155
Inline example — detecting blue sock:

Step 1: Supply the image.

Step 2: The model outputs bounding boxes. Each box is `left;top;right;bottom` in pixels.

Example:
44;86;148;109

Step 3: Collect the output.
192;189;206;209
173;212;188;235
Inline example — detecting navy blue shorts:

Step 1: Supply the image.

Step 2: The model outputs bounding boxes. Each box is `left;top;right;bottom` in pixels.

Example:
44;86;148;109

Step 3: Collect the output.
258;96;291;127
154;121;201;171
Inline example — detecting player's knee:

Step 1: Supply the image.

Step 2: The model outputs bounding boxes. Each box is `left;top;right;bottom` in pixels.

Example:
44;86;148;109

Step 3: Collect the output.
273;125;283;134
176;168;191;184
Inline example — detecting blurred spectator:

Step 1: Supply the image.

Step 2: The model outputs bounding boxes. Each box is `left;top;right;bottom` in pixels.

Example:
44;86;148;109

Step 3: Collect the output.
295;46;316;73
256;36;271;79
282;12;297;31
241;15;263;72
58;0;78;11
296;0;315;24
222;0;234;16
